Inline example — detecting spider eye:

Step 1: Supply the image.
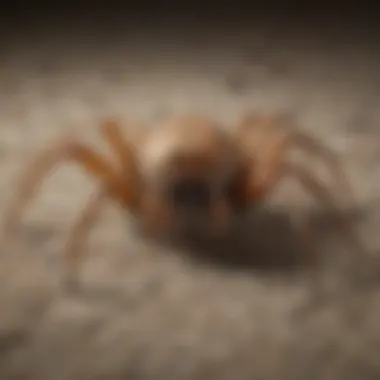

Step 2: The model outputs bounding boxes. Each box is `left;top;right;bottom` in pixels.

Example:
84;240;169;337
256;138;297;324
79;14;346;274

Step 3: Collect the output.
168;179;212;210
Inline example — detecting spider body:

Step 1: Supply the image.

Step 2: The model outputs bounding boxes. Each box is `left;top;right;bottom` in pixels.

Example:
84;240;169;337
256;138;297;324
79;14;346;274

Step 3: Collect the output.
1;112;369;290
135;116;243;236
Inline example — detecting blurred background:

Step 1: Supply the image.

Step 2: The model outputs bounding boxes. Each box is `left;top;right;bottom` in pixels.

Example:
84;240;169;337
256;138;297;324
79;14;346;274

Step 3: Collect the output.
0;5;380;380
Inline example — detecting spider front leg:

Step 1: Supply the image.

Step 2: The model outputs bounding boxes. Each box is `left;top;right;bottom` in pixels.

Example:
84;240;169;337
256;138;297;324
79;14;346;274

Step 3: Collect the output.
4;140;130;240
63;121;145;289
2;127;138;250
2;120;143;291
99;121;175;235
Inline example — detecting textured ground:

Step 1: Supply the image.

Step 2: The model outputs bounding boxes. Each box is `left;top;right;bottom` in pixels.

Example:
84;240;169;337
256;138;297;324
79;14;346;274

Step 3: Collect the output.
1;15;380;380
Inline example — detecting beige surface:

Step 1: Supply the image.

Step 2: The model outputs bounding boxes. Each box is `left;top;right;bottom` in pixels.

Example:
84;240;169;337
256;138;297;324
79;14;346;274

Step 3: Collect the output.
1;21;380;379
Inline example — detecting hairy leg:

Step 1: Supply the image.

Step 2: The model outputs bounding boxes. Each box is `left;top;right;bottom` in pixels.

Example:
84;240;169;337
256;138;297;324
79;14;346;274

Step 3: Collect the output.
235;112;355;207
281;163;369;258
63;188;108;290
236;113;364;252
2;136;74;243
282;162;372;319
239;129;369;261
287;130;355;207
99;119;144;213
100;120;136;171
248;158;369;317
234;122;370;313
2;136;133;246
235;115;365;253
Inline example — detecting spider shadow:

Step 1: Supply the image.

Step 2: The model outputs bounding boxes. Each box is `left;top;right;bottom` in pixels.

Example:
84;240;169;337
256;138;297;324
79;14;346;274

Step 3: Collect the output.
160;206;367;279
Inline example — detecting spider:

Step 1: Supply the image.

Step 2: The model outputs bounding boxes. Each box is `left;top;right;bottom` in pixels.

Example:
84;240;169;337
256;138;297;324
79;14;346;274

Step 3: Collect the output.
1;112;369;293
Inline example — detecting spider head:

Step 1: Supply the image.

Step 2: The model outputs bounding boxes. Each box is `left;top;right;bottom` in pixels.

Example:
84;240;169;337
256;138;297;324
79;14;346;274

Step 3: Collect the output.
138;116;245;238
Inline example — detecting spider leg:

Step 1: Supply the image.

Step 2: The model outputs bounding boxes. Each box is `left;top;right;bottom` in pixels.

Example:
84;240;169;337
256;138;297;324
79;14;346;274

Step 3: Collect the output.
243;154;370;316
70;144;133;204
235;116;371;316
100;120;137;171
241;131;289;202
99;120;178;237
281;162;372;319
2;137;72;244
2;137;133;246
60;120;144;288
62;188;107;290
282;162;369;259
235;115;361;245
240;133;369;266
287;130;355;207
237;131;328;271
236;112;355;206
100;119;143;211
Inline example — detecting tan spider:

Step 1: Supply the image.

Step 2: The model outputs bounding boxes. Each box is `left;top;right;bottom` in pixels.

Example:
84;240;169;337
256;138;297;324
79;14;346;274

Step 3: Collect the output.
1;113;369;293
